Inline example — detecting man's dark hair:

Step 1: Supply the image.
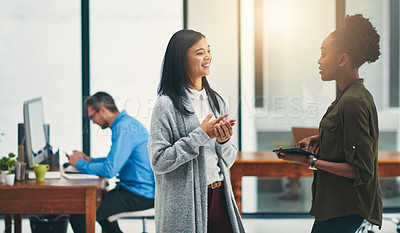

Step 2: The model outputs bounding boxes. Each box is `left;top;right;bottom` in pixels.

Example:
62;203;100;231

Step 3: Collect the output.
84;92;118;113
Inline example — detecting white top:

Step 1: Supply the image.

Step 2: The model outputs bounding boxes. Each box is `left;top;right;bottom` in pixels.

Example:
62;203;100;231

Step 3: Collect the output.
188;88;224;185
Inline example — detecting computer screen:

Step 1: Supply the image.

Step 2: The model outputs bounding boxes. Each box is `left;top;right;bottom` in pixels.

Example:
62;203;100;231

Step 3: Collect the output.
23;97;48;168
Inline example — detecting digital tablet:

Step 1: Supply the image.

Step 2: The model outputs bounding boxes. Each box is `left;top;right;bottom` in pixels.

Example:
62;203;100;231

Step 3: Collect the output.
273;147;318;158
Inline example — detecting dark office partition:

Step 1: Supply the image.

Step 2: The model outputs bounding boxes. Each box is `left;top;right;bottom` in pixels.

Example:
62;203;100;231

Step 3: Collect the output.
238;0;242;150
336;0;345;95
254;0;263;108
390;0;400;107
183;0;188;29
82;0;90;156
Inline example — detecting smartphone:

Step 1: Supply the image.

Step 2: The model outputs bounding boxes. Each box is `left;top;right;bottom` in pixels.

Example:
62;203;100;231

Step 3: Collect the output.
64;151;71;158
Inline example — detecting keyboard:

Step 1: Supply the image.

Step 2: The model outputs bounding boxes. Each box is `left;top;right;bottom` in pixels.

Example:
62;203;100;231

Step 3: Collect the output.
62;165;99;179
62;173;99;180
28;170;61;180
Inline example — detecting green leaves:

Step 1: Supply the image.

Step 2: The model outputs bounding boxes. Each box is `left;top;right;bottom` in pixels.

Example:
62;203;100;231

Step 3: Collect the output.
0;157;9;170
0;152;17;172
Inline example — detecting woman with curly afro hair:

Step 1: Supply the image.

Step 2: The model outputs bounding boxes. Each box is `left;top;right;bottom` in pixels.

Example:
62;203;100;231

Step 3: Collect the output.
275;14;382;233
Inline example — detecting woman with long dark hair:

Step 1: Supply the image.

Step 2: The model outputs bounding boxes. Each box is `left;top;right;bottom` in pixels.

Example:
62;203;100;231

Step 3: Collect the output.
276;14;382;233
148;29;245;233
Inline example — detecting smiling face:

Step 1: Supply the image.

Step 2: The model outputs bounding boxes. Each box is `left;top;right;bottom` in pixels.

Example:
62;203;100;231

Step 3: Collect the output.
186;37;212;85
318;35;342;81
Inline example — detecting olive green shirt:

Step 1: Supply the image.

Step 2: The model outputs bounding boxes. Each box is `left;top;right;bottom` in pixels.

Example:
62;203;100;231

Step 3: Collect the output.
310;79;382;227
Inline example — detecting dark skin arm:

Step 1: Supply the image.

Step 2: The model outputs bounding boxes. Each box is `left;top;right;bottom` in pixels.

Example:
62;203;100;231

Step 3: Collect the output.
275;145;356;179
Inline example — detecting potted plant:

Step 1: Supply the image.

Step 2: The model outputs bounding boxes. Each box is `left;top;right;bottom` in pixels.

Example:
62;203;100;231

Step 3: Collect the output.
0;152;16;185
0;153;10;182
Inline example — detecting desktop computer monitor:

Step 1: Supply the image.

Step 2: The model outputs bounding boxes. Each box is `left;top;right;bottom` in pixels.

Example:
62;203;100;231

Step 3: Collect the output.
23;97;49;168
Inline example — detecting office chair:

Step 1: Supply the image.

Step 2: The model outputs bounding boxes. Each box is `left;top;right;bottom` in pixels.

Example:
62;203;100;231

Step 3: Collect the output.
356;220;374;233
107;208;155;233
356;217;400;233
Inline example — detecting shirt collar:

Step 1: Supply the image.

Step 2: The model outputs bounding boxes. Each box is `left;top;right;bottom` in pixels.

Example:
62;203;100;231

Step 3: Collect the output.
344;78;364;90
329;79;365;110
337;79;364;98
187;88;208;101
110;110;126;130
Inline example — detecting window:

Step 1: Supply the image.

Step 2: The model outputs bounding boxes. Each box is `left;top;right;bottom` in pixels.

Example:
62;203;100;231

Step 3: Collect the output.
0;1;81;159
240;0;400;214
346;0;400;210
241;0;336;214
89;0;183;157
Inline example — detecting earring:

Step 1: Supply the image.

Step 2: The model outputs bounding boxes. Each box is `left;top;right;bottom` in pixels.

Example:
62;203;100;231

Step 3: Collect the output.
339;64;343;68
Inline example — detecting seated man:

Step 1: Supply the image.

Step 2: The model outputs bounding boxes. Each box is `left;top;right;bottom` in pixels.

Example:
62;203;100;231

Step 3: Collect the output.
68;91;155;233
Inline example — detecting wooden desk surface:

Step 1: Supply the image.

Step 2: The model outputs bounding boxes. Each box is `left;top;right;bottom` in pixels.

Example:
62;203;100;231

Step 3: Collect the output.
0;177;103;233
0;177;102;189
234;150;400;177
236;150;400;162
231;150;400;214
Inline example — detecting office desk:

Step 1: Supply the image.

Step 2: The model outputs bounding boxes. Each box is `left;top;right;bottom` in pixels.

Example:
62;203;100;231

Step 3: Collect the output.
0;177;103;233
231;151;400;214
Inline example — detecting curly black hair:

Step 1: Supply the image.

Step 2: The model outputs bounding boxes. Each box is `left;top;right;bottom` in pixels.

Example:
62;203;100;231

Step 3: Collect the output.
330;14;380;68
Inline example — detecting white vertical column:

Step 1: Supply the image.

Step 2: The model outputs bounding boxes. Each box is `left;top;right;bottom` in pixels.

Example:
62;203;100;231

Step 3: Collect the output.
240;0;258;213
188;0;258;213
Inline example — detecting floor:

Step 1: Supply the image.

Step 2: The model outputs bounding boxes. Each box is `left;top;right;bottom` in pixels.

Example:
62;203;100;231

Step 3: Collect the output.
2;177;399;232
1;214;399;233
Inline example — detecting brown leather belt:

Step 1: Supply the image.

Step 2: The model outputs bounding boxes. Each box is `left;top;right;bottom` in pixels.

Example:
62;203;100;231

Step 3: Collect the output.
208;181;223;189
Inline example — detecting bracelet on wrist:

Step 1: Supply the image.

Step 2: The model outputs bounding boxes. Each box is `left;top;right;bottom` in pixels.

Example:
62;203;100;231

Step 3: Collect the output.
308;157;318;170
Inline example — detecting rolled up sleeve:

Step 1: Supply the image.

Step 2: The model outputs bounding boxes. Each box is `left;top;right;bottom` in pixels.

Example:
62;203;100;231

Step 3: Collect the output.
341;98;376;186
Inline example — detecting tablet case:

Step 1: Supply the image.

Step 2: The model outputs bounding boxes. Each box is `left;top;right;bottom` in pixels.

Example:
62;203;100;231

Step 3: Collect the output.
272;147;318;158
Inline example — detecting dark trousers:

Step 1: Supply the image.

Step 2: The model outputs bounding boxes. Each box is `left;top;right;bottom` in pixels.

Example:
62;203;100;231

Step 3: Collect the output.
311;214;364;233
207;184;234;233
69;185;154;233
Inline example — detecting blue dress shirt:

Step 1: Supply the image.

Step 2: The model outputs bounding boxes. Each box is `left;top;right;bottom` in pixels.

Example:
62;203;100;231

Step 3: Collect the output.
76;110;155;199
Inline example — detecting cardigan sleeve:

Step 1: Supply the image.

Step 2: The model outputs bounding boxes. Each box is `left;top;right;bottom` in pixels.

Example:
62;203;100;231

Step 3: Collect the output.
148;96;211;175
215;101;237;169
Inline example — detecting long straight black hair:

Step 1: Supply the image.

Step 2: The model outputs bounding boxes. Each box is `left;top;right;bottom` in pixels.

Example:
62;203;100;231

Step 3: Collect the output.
158;29;222;116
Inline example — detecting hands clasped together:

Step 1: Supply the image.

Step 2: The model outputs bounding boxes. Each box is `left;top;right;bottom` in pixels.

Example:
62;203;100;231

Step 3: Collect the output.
200;113;236;144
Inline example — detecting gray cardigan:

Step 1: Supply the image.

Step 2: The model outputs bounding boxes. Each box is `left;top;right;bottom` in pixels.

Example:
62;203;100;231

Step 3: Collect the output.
148;94;245;233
